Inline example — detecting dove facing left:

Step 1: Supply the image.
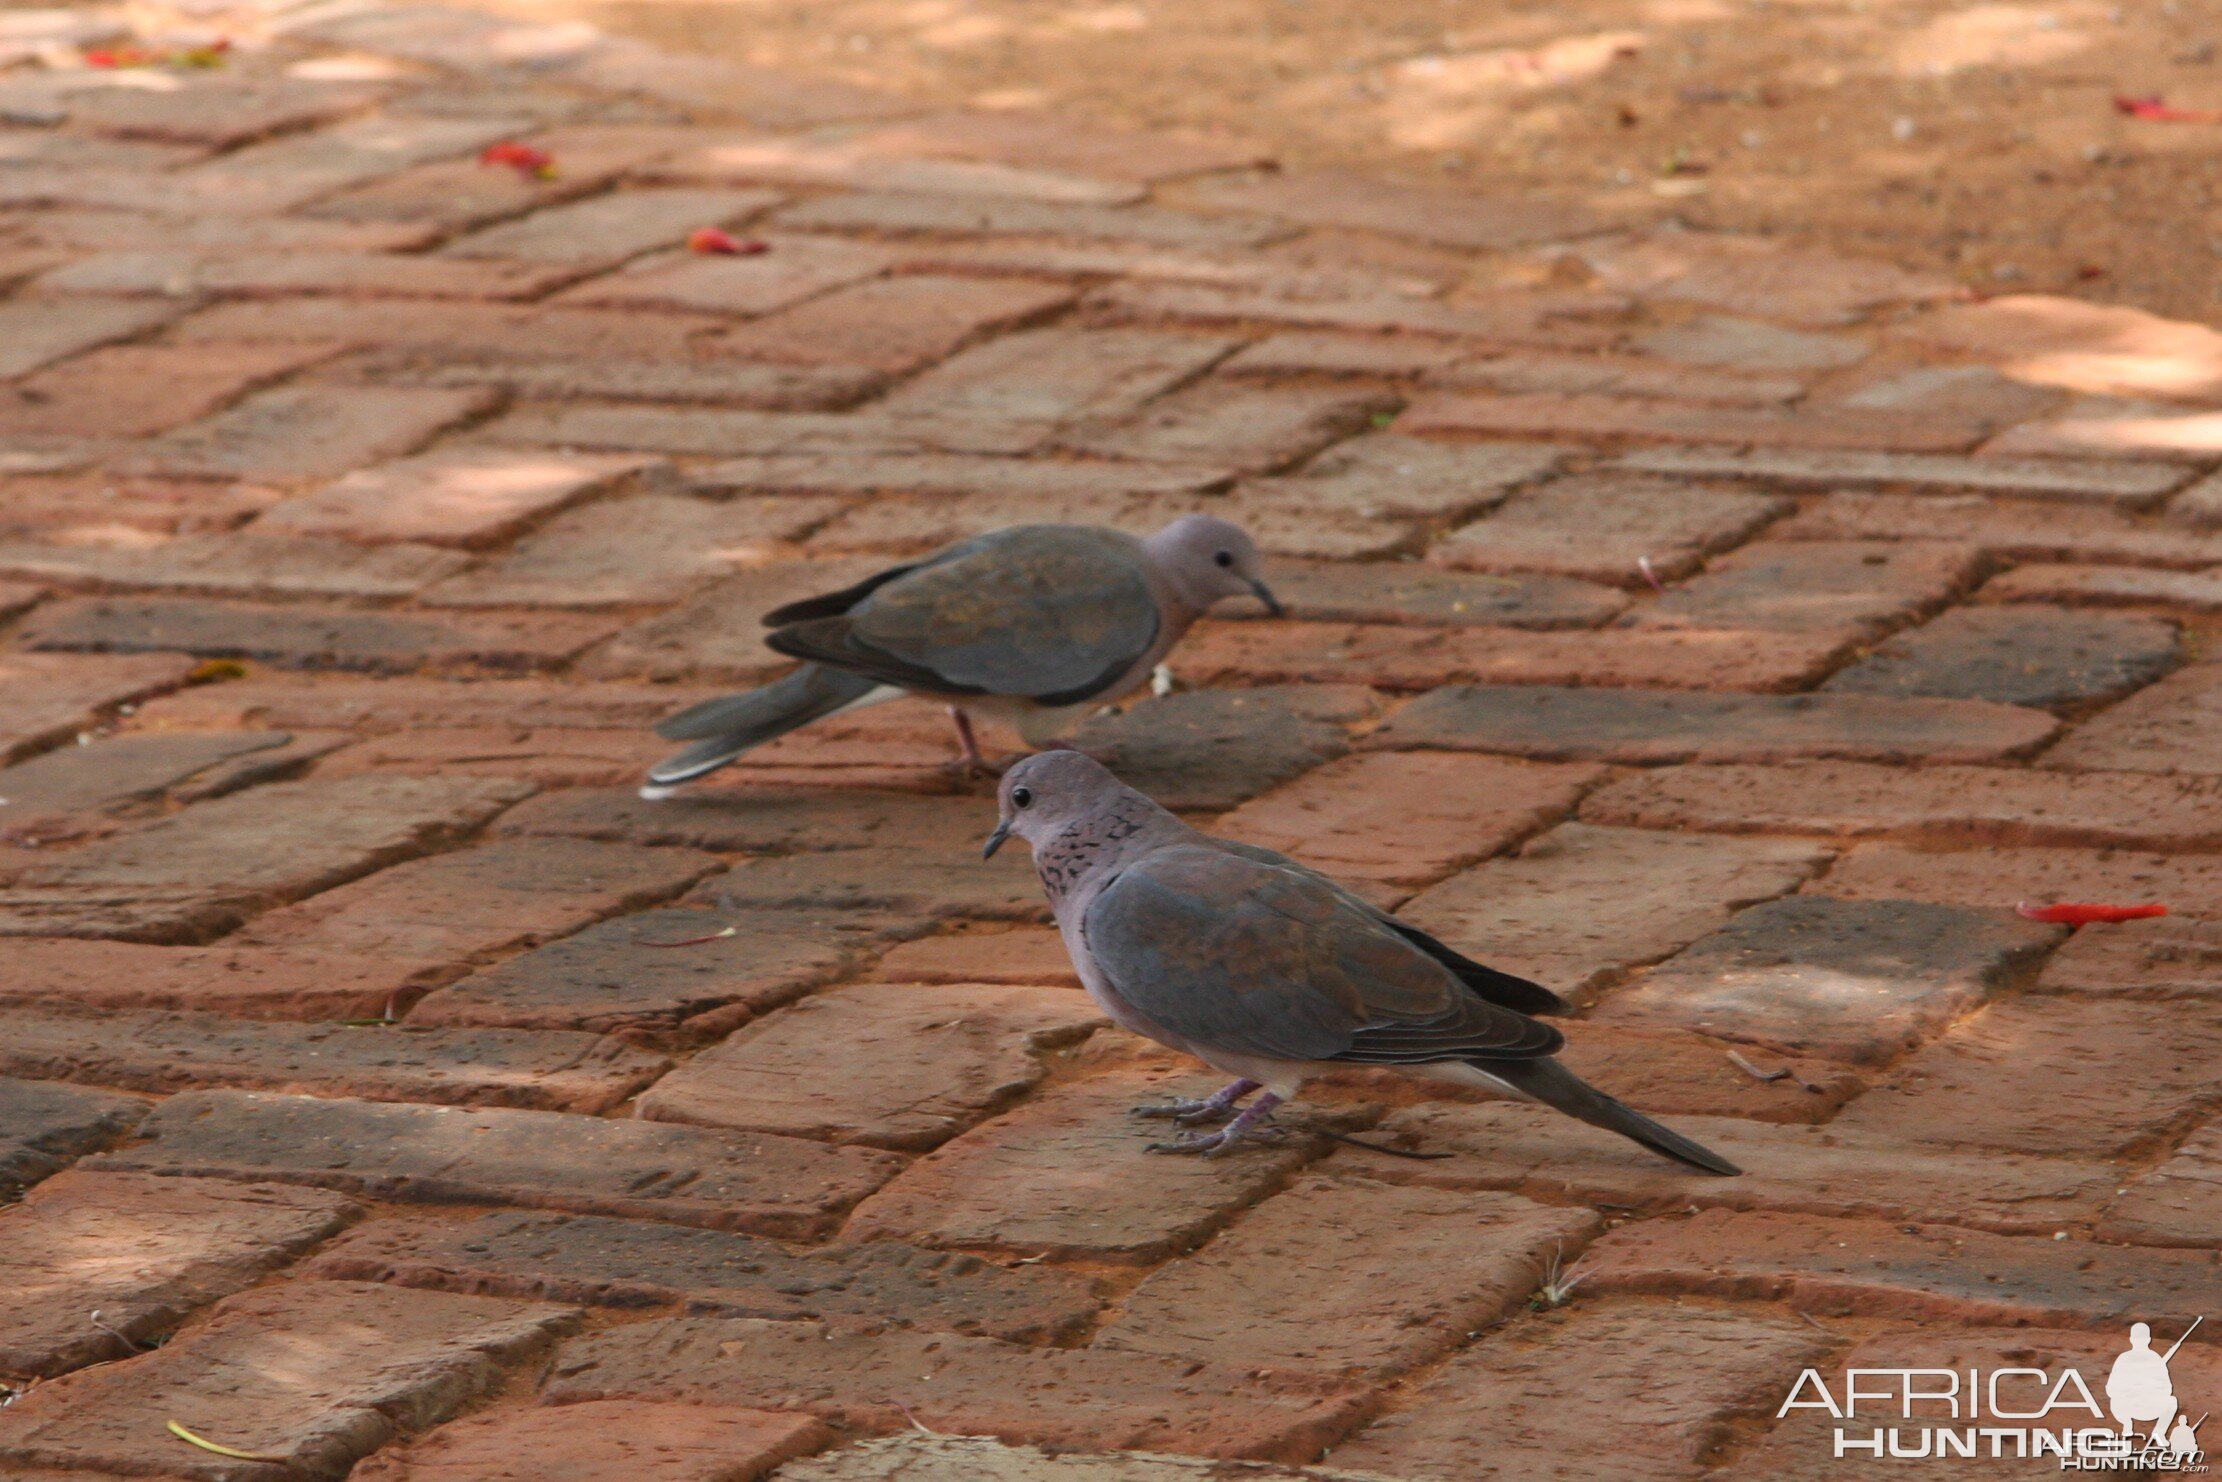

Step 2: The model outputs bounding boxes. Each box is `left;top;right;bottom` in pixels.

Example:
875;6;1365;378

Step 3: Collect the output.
642;516;1279;796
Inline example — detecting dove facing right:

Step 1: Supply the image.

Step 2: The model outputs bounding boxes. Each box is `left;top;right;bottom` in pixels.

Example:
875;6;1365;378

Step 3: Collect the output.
987;749;1741;1174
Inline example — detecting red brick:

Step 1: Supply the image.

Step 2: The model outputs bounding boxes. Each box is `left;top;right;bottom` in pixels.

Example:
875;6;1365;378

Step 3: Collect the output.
1788;492;2222;569
706;846;1044;925
1824;605;2180;713
558;234;898;316
0;650;201;763
1818;841;2222;918
788;1435;1406;1478
234;836;715;963
1101;1176;1598;1378
1176;168;1604;250
409;905;877;1044
541;1314;1368;1463
0;297;183;378
301;124;699;230
1224;331;1466;380
0;773;532;944
1175;619;1851;694
1574;1209;2218;1330
0;1171;357;1378
1212;752;1603;888
483;402;901;457
1596;896;2060;1064
0;1075;149;1197
2045;661;2222;774
0;341;336;440
1428;348;1805;405
1401;391;1981;453
0;1004;671;1112
843;1068;1338;1263
349;1400;826;1482
637;700;1003;794
1433;474;1790;587
1834;996;2222;1158
96;1089;902;1237
1553;1023;1864;1124
24;596;620;674
1088;280;1624;349
35;250;577;302
1367;1100;2116;1234
1329;1300;1834;1482
1258;559;1625;629
0;729;309;824
174;297;722;361
1900;292;2222;401
173;114;526;214
1628;539;1983;639
771;190;1287;248
308;1209;1098;1342
1622;446;2190;507
870;928;1082;988
2167;466;2222;525
0;938;453;1021
2039;915;2222;999
2101;1120;2222;1248
1983;396;2222;463
422;491;847;607
1984;562;2222;611
1399;823;1829;1002
692;450;1231;501
1059;377;1394;474
1582;759;2222;851
255;449;654;548
18;206;438;255
62;77;382;150
121;385;496;484
1367;685;2059;765
1574;231;1958;326
0;1281;578;1480
310;726;669;789
492;784;986;853
441;186;786;264
134;674;722;736
0;533;472;601
639;982;1102;1150
0;471;290;539
712;275;1075;375
1071;684;1372;812
382;354;885;411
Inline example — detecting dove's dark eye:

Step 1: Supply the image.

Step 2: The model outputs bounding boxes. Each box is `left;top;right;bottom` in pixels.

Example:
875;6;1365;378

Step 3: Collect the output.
1213;550;1234;568
1011;786;1034;809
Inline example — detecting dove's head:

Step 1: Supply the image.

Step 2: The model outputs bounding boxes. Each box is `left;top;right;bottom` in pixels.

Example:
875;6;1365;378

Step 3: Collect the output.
1143;515;1282;618
984;748;1138;859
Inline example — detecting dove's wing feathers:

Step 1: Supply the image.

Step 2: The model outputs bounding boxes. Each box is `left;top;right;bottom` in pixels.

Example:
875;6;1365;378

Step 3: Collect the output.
761;560;928;626
1213;838;1572;1017
766;526;1161;703
1082;843;1563;1065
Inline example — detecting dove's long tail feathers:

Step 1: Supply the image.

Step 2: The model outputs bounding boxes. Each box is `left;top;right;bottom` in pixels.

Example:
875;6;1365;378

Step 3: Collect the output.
648;666;886;785
1481;1057;1743;1176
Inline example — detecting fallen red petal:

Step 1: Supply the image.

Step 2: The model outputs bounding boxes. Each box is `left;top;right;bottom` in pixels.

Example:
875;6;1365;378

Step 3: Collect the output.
2015;901;2170;924
687;227;768;255
2113;93;2222;123
480;142;556;176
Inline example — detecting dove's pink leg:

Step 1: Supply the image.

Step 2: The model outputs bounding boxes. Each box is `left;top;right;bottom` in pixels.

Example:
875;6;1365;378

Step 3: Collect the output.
1146;1091;1284;1156
946;707;987;769
1131;1078;1259;1125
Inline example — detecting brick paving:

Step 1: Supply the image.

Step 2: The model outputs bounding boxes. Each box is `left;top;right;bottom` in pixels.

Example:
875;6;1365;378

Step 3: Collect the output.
0;5;2218;1480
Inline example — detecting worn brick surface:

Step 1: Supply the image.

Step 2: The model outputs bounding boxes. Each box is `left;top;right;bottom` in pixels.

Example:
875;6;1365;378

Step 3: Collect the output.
1211;752;1604;888
1583;759;2222;850
121;385;495;483
638;982;1103;1150
0;651;199;764
580;555;890;681
0;297;183;378
1832;995;2222;1157
1824;604;2180;712
1616;445;2189;505
1818;840;2222;917
306;1209;1098;1341
0;1281;578;1481
1263;433;1566;521
542;1315;1368;1463
254;449;654;548
0;1171;357;1378
1099;1176;1598;1378
1553;1023;1864;1123
1575;1209;2218;1329
872;928;1081;988
1367;684;2058;764
1053;382;1394;474
0;341;338;441
1984;561;2222;611
1069;685;1372;811
1401;390;1980;453
94;1090;902;1238
349;1400;826;1482
1780;490;2222;565
0;532;473;602
1329;1301;1833;1482
843;1069;1332;1263
1627;539;1982;639
2101;1119;2222;1248
2044;661;2222;774
0;1006;672;1113
1433;475;1791;586
1596;895;2061;1063
712;275;1074;375
492;784;986;853
441;186;786;264
780;1436;1404;1481
0;938;453;1021
1262;559;1624;630
0;729;300;823
2039;915;2222;999
1398;824;1831;1002
0;1075;147;1196
0;774;531;943
24;596;619;673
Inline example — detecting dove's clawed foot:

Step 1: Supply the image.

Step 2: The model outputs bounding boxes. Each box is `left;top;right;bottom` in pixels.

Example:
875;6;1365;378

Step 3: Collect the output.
1146;1091;1284;1157
1130;1078;1260;1126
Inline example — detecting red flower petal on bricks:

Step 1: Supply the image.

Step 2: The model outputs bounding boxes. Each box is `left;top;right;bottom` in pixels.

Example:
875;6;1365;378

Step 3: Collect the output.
687;227;767;255
480;142;556;178
84;44;166;67
2015;901;2169;924
2114;93;2222;123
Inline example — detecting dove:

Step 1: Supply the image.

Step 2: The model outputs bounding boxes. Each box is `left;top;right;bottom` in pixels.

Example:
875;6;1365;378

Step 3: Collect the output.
983;750;1741;1173
642;517;1280;796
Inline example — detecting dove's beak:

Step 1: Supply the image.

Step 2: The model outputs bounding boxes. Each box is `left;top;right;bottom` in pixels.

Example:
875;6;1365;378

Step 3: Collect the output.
982;820;1013;859
1248;578;1285;618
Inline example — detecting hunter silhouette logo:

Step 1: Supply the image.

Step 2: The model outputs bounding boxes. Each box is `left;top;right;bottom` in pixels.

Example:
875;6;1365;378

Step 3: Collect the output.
1777;1317;2208;1469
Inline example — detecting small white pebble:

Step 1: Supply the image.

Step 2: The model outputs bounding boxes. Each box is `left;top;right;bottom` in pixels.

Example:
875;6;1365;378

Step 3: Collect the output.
637;783;678;802
1892;116;1916;141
